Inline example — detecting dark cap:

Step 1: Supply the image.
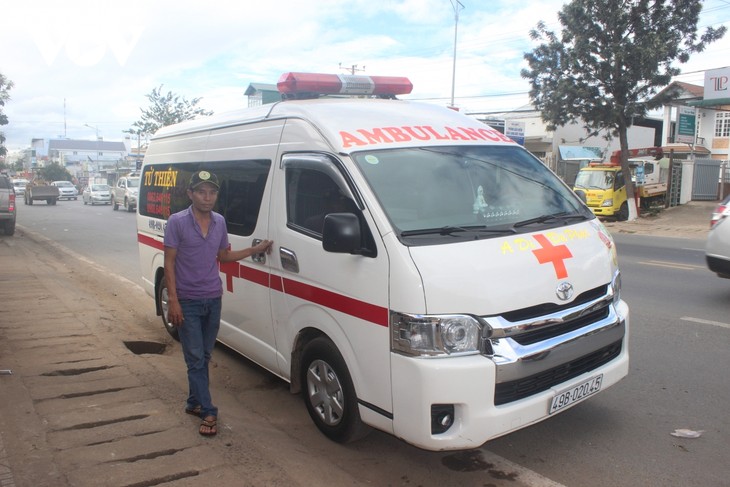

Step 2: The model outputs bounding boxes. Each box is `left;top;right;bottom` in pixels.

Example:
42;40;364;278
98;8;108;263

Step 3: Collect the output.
189;170;219;190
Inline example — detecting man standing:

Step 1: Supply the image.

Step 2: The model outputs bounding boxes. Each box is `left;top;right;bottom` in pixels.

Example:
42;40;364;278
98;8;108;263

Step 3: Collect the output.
164;170;273;436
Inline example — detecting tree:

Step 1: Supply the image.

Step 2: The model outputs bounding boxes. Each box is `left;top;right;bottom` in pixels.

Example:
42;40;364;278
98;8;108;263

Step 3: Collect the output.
0;72;14;157
38;162;72;182
130;85;213;137
521;0;725;220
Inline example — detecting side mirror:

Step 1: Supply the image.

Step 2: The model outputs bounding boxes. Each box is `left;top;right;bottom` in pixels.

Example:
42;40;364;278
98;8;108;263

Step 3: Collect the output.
322;213;361;253
574;189;587;204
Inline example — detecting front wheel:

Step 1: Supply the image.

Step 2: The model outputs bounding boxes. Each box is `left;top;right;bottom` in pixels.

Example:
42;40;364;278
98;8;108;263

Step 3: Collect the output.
618;202;629;221
157;278;179;341
112;198;119;211
300;337;369;443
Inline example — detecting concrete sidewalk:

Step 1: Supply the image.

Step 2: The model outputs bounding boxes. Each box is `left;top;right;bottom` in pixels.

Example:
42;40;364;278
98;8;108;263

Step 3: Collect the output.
601;200;716;239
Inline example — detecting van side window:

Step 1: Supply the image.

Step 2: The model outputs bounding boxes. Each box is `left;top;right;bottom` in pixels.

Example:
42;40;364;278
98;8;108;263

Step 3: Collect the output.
139;160;270;236
217;163;269;236
286;168;357;235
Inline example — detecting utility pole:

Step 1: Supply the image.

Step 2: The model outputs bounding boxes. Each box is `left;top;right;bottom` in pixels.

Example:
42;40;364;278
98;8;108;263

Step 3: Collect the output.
84;123;100;178
450;0;465;109
339;63;365;75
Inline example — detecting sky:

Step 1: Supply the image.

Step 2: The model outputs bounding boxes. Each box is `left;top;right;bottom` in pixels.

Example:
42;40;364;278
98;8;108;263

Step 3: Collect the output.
2;0;730;153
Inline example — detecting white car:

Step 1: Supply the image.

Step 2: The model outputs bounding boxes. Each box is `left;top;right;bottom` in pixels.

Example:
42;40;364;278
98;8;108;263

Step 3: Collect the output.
51;180;79;201
706;194;730;279
82;183;112;205
11;179;28;196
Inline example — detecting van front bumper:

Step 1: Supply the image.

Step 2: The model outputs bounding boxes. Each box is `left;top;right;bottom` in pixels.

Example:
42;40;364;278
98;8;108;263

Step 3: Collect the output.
389;303;629;451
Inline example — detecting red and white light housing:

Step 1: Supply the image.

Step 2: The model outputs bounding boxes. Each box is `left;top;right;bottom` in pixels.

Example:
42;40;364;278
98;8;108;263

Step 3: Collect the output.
277;72;413;99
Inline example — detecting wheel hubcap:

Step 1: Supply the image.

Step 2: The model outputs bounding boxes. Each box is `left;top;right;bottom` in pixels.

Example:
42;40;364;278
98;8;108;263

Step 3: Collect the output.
160;287;172;329
306;359;344;426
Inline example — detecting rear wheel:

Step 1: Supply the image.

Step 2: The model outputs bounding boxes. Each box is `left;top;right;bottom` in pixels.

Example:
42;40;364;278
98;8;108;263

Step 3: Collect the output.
157;278;179;341
300;337;369;443
4;219;15;236
48;198;57;205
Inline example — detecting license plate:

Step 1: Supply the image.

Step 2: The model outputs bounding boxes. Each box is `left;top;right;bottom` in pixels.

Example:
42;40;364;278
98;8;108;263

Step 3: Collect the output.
549;374;603;415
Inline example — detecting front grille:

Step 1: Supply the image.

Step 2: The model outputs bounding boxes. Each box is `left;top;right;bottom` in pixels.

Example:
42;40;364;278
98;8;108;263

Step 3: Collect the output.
494;339;622;406
500;285;608;322
512;306;610;346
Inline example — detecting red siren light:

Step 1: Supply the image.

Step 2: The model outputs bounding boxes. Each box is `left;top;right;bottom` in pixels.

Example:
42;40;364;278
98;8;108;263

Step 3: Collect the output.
277;72;413;99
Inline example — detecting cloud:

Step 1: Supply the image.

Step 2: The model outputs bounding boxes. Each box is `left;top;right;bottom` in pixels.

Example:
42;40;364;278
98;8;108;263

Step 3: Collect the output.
1;0;728;151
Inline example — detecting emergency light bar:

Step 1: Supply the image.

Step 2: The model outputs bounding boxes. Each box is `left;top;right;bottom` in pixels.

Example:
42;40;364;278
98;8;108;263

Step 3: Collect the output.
277;72;413;99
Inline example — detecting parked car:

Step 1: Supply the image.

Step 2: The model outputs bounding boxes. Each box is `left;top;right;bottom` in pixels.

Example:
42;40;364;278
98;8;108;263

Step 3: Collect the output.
705;194;730;279
112;175;140;212
82;183;112;205
51;180;79;200
12;178;28;196
0;175;17;236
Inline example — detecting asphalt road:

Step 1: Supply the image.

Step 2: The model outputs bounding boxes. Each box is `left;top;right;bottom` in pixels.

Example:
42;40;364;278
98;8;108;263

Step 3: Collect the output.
9;200;730;487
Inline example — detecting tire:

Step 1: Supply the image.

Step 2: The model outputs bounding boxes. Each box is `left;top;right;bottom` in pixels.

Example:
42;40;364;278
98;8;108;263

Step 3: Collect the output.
300;337;369;443
49;198;57;205
84;200;88;205
26;194;33;205
126;199;135;212
618;202;629;221
112;198;119;211
157;278;180;341
4;219;15;236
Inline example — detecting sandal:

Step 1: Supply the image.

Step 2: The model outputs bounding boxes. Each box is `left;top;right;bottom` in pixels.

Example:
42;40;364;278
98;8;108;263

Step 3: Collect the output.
199;416;217;436
185;405;202;417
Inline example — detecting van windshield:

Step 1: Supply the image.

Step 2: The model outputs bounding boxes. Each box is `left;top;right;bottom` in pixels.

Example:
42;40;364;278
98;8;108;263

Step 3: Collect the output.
353;145;592;243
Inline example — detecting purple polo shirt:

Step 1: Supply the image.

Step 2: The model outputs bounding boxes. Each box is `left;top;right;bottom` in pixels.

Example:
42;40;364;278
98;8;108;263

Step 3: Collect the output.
164;206;229;299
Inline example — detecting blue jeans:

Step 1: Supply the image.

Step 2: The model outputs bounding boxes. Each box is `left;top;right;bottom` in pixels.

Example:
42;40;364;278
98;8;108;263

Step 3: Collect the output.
178;297;222;419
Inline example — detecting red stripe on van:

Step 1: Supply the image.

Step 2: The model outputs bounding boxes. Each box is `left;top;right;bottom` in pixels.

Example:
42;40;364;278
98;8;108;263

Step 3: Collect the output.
270;275;284;292
138;233;164;250
282;278;389;327
139;234;389;327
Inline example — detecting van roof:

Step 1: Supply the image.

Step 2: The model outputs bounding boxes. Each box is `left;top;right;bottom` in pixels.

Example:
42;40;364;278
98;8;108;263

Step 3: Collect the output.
151;98;517;153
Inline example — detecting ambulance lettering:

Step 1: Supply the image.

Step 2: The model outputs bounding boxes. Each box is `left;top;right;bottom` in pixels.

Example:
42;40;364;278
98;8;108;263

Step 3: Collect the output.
340;124;515;148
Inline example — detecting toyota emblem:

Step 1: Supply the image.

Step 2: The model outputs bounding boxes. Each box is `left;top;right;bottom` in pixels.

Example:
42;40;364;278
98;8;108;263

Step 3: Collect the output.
556;282;574;301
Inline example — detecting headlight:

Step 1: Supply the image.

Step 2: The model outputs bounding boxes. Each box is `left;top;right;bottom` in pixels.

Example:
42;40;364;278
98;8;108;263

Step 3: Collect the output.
601;199;613;207
391;312;483;357
611;270;621;306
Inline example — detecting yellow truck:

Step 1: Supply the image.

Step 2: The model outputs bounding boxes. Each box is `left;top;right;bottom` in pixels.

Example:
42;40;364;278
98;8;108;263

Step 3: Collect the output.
573;147;666;220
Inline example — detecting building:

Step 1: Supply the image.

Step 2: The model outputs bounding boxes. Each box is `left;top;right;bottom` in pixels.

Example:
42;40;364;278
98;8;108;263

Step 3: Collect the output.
24;138;134;185
472;107;655;185
244;83;280;107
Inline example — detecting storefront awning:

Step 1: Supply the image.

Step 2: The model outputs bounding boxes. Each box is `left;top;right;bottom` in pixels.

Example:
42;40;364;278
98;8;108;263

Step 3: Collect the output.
558;146;603;161
687;97;730;107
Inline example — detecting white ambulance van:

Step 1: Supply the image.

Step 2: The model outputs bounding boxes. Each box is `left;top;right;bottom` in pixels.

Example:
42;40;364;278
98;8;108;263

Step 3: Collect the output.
138;72;629;451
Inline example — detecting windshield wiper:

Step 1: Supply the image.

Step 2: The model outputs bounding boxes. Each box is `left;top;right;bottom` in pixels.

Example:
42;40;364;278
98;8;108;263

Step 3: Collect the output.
401;224;516;237
512;212;588;228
